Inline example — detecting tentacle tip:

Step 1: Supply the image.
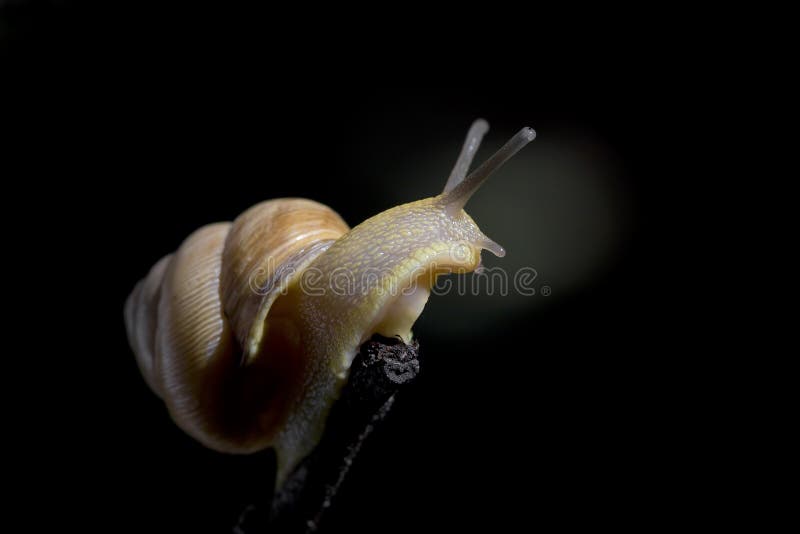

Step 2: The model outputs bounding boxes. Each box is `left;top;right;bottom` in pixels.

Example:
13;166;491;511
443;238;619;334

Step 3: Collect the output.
473;118;490;131
479;239;506;258
521;127;536;141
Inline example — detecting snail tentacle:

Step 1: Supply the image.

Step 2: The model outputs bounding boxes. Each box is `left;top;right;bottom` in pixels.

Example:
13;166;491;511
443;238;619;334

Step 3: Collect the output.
443;118;490;193
443;126;536;215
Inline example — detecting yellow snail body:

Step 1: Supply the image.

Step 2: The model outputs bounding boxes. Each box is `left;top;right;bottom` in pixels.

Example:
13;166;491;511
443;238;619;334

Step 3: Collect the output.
124;120;536;485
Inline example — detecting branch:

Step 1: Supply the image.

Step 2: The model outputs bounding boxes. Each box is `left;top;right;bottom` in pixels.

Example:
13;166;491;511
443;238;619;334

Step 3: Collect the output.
234;334;421;533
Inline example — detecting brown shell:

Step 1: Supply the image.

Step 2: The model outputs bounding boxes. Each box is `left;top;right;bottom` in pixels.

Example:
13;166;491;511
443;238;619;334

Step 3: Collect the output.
125;200;349;453
220;198;349;359
124;254;172;396
154;223;242;450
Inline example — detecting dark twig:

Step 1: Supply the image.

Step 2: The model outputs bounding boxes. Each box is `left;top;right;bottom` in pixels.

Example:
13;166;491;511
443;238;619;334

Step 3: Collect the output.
234;335;421;533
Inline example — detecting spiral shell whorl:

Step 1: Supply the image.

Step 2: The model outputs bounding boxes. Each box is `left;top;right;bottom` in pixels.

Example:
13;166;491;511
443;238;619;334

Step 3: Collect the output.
155;223;244;450
124;254;172;397
220;198;349;359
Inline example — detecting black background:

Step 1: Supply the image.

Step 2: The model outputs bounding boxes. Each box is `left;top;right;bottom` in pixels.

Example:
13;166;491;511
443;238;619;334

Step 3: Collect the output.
3;3;688;532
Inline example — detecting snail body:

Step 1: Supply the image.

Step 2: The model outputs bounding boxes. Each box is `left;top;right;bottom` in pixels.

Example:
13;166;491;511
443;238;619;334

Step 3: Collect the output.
125;120;535;485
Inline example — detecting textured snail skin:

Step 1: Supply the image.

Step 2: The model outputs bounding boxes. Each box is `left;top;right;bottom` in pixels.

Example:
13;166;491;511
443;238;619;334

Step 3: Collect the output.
272;197;500;481
124;120;535;486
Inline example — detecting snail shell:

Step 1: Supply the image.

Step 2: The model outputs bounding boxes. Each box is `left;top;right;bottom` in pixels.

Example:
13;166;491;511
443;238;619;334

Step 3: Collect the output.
126;200;348;456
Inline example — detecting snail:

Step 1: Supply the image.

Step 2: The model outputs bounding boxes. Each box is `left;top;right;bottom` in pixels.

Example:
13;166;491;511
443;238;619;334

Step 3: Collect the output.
124;119;536;486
